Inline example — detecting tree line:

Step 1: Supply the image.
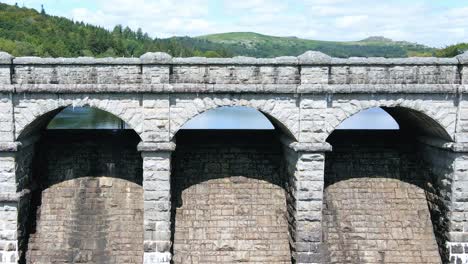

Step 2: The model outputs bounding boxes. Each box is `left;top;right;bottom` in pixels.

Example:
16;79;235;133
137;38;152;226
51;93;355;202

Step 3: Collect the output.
0;3;466;58
0;3;231;58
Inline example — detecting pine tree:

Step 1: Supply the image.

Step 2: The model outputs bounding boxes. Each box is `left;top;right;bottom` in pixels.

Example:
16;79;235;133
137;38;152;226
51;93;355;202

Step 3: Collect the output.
136;28;143;40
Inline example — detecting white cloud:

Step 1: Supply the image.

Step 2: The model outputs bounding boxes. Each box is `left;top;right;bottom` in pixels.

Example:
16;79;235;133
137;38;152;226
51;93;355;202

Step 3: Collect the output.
335;15;368;28
224;0;286;14
68;0;219;37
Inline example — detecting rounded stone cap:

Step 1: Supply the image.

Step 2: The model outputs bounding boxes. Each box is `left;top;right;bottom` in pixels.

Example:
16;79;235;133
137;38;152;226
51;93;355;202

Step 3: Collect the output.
140;52;172;64
457;51;468;64
0;51;14;64
298;51;332;64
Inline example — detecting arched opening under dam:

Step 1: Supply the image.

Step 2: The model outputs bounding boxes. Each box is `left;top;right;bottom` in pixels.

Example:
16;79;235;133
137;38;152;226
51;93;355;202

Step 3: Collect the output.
323;106;453;263
171;106;293;263
16;106;143;264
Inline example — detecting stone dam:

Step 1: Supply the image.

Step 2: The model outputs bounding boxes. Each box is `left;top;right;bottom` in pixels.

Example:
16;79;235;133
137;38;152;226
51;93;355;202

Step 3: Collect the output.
0;50;467;263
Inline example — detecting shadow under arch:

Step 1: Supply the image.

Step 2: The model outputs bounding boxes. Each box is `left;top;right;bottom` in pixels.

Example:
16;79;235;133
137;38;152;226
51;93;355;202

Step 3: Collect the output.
170;107;294;263
172;105;298;142
326;105;453;143
172;130;286;198
15;106;144;264
382;106;453;142
323;106;455;263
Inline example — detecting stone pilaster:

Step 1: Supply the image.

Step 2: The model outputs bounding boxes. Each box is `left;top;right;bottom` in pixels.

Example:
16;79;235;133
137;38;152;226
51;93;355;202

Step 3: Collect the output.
0;143;19;264
416;138;468;263
282;138;331;264
446;147;468;264
139;142;175;264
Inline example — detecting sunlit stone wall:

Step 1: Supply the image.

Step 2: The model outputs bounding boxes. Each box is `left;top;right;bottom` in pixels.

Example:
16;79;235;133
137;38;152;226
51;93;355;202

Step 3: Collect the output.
324;131;441;263
24;131;143;264
0;50;466;263
172;131;291;264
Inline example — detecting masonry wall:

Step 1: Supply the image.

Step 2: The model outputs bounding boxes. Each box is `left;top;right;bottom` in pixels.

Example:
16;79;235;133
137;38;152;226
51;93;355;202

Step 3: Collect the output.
323;131;441;264
436;149;468;264
171;130;291;264
24;130;143;264
7;57;461;87
0;51;467;264
0;200;16;264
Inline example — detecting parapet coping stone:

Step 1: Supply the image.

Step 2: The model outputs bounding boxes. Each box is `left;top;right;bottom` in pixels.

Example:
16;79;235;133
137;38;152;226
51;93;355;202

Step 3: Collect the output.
13;56;141;65
1;50;465;66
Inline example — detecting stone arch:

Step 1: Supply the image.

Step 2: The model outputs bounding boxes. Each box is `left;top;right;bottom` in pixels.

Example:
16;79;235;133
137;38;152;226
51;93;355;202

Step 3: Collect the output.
325;100;455;142
14;95;143;141
13;99;144;264
323;100;456;263
169;95;299;140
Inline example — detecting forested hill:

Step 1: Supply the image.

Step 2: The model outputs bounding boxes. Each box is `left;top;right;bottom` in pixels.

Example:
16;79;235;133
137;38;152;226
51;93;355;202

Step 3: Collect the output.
197;33;436;58
0;3;231;58
0;3;466;58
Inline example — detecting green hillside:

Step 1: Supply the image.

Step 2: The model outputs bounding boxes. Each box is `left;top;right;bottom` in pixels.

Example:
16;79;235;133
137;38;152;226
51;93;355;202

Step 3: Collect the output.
197;32;436;58
0;3;465;58
0;3;230;57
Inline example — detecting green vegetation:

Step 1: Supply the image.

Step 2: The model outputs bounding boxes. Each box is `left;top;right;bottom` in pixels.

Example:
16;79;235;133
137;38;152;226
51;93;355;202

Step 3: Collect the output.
197;32;437;58
0;3;230;57
0;3;465;58
435;43;468;57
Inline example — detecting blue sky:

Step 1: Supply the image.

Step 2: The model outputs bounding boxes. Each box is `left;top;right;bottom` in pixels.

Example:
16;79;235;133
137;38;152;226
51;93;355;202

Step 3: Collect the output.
181;106;398;130
49;106;399;130
3;0;468;47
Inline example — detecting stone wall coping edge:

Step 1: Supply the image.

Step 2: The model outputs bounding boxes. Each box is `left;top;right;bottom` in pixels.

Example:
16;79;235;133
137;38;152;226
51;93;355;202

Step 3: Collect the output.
0;50;463;66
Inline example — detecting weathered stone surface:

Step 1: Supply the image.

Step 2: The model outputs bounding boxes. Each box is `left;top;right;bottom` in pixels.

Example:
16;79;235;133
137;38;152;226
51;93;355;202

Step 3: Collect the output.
23;130;143;264
0;52;13;64
0;51;466;264
27;177;143;264
457;51;468;64
324;131;443;264
298;51;332;64
140;52;172;64
0;51;461;89
13;56;140;65
172;131;291;264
